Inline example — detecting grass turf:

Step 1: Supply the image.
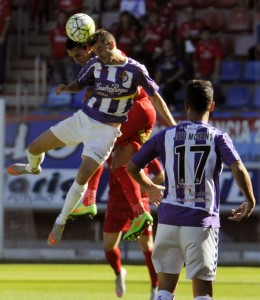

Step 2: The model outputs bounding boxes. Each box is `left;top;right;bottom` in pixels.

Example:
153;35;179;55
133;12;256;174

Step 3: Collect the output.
0;264;259;299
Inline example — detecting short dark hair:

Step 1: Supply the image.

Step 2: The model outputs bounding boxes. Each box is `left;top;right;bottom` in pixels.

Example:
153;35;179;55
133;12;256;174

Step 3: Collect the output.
86;29;116;47
186;80;214;114
66;37;87;50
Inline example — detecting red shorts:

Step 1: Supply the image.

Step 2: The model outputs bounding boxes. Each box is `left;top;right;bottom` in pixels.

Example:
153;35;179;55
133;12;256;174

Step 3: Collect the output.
103;194;152;235
115;91;156;150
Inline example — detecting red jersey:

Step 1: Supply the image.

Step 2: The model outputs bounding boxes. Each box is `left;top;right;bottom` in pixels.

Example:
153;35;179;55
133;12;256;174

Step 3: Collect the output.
178;19;205;41
115;87;156;148
57;0;82;15
50;27;67;60
194;40;222;76
142;24;169;53
146;1;175;27
113;27;138;57
0;0;11;34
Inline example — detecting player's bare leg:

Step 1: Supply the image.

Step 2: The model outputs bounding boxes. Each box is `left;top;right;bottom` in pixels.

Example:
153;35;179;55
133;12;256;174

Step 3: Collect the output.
47;156;100;246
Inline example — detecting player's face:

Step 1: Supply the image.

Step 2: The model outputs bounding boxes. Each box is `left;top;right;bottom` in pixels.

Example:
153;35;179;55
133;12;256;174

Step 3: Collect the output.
67;46;93;66
91;40;113;64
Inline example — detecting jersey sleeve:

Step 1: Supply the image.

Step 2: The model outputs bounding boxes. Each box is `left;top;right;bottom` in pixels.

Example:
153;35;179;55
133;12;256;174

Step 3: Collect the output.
134;62;159;96
216;132;241;167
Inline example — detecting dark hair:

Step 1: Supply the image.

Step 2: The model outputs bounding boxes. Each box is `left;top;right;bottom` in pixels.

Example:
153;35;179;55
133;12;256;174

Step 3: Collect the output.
66;37;87;50
86;29;116;47
186;80;214;114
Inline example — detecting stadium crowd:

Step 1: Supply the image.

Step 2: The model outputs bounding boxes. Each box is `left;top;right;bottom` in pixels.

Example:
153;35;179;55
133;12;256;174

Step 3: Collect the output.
1;0;258;112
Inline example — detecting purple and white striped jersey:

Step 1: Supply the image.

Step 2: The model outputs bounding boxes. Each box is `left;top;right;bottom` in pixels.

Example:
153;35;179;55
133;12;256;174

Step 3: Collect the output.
131;121;241;228
77;56;159;123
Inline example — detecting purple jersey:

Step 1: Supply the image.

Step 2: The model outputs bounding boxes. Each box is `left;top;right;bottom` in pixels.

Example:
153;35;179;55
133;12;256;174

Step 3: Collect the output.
77;56;159;123
131;121;241;228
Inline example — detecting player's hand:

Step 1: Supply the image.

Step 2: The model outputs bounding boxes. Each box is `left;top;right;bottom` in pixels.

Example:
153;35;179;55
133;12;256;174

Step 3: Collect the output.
146;184;165;206
228;202;254;222
55;84;68;95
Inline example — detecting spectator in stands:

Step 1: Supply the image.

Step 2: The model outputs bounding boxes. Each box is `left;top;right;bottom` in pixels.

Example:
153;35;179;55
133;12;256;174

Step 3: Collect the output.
111;10;142;58
146;0;176;37
0;0;11;93
49;11;75;85
56;0;83;17
139;10;169;77
193;28;225;105
178;5;206;80
154;37;185;110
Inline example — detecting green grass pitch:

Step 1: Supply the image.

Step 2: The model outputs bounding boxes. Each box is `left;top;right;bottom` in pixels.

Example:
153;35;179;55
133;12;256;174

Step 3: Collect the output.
0;264;259;299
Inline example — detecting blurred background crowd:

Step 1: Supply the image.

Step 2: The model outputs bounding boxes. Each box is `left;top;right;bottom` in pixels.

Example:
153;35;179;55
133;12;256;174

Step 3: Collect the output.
0;0;259;113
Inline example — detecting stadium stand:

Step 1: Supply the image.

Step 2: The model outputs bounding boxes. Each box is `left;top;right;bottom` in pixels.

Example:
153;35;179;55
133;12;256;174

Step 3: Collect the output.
252;86;260;108
225;86;251;108
203;8;226;33
70;87;89;108
45;86;72;108
213;0;240;8
220;60;243;82
243;61;260;82
193;0;214;8
171;0;191;8
226;6;251;33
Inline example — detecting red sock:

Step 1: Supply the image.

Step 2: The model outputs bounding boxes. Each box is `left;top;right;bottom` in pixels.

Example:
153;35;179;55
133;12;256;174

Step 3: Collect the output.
105;247;121;275
82;165;104;206
143;250;158;287
113;166;145;217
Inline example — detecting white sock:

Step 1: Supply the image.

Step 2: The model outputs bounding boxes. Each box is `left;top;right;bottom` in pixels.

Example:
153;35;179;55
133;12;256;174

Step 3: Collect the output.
25;150;45;172
194;297;213;300
56;180;88;225
155;290;174;300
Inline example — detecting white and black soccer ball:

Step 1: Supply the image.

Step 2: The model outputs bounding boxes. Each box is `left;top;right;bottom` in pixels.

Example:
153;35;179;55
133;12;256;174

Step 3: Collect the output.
66;13;95;43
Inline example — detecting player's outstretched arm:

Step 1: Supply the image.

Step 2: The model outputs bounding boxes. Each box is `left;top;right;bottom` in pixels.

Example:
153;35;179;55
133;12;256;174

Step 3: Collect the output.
127;160;165;206
150;92;177;126
55;79;83;95
228;160;256;222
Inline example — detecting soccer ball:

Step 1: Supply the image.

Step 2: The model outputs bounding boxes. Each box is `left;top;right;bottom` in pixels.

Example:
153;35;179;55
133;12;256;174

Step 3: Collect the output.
66;13;95;43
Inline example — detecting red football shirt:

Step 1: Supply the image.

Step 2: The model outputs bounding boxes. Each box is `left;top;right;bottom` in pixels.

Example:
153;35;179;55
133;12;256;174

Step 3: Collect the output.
50;27;67;60
0;0;11;34
194;40;222;76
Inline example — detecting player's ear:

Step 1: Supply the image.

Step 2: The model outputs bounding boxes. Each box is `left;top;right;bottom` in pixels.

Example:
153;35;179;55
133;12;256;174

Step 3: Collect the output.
108;40;115;50
209;101;215;112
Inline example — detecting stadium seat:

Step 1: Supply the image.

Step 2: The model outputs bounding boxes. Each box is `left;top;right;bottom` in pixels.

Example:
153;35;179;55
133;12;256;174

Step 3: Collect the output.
213;0;240;8
70;88;88;108
171;0;191;8
220;61;243;82
193;0;214;8
225;86;251;108
252;86;260;108
203;9;226;32
243;61;260;82
226;7;251;32
45;86;72;108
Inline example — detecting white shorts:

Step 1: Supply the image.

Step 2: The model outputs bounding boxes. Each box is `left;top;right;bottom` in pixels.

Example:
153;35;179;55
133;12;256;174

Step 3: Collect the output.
152;224;219;281
50;110;121;164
